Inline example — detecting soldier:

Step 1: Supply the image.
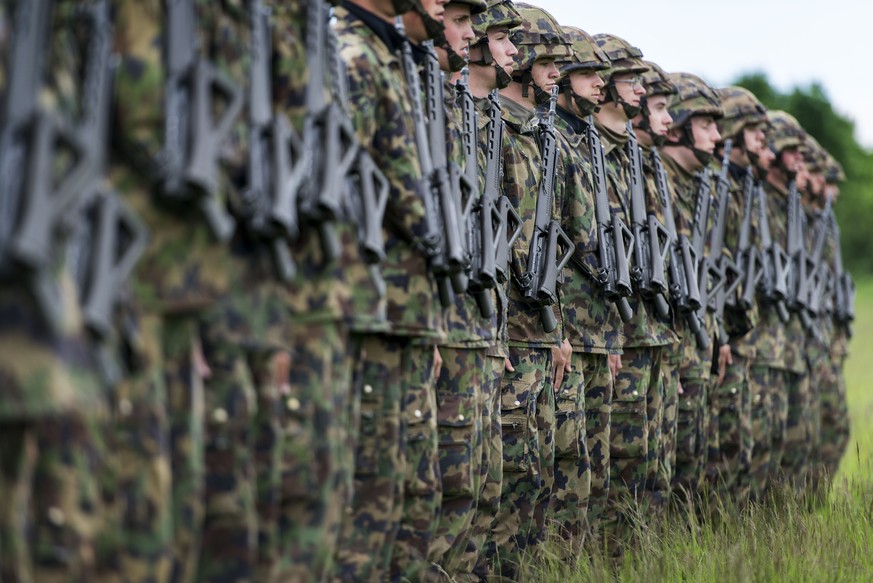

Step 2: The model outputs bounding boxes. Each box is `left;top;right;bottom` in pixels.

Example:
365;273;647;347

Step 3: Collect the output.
659;72;725;500
762;110;812;493
550;24;622;551
630;61;682;509
820;156;852;484
707;86;769;507
425;0;492;577
455;2;523;578
591;33;676;548
333;0;446;580
487;3;572;576
1;3;106;580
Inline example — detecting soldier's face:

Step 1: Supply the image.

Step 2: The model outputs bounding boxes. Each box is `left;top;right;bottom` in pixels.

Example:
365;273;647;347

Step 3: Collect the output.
742;123;767;156
689;115;721;154
612;72;645;107
422;0;447;22
531;57;561;94
810;171;826;197
487;27;517;74
795;159;810;190
402;0;447;42
780;147;804;173
757;146;776;172
645;94;673;136
568;70;604;103
825;183;839;202
443;5;474;59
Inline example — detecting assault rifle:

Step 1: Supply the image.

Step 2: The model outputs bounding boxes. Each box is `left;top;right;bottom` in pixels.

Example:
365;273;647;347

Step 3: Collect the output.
484;90;523;285
160;0;242;242
707;141;741;344
786;179;815;330
756;184;790;323
242;0;301;280
651;149;706;343
626;123;670;318
396;23;465;306
457;69;497;318
806;198;833;319
516;88;573;333
727;167;763;311
423;41;473;304
688;168;717;348
830;213;854;333
588;116;633;322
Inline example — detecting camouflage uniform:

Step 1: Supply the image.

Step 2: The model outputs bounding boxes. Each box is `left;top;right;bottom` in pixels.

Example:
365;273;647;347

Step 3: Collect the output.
705;86;768;506
430;11;494;567
548;26;622;551
451;3;523;568
333;5;444;581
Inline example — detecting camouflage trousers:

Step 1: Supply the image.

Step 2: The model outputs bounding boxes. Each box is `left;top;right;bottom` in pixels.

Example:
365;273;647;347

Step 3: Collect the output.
388;342;440;582
580;352;613;537
605;346;662;547
428;347;485;571
740;364;776;502
488;345;554;579
672;375;708;498
818;356;850;480
455;353;505;581
655;353;680;510
272;320;352;583
779;369;812;493
95;311;174;583
547;350;591;558
0;414;104;583
705;352;753;507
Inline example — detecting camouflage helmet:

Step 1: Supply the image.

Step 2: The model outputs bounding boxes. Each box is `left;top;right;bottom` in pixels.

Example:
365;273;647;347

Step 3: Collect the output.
558;25;610;74
716;86;767;140
472;0;523;40
510;3;573;72
449;0;488;14
437;0;488;72
801;134;828;173
667;72;723;130
825;152;846;184
641;60;676;98
767;109;805;153
592;33;648;81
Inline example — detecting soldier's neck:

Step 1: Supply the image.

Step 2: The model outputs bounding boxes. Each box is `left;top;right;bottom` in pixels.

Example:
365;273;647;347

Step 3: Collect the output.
662;144;702;175
467;66;496;98
594;102;628;137
500;82;534;112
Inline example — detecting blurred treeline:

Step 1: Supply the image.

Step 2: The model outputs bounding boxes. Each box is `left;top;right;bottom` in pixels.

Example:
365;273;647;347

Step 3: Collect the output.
735;73;873;276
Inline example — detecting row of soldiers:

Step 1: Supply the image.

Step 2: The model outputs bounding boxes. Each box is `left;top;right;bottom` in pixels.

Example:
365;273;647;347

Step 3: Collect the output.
0;0;855;581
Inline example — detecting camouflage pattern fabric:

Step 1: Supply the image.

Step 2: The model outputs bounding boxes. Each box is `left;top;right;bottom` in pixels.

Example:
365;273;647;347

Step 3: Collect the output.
428;347;486;571
487;345;553;580
549;350;591;557
706;354;753;506
768;369;790;484
779;371;812;491
657;345;682;507
389;343;440;581
333;334;405;583
741;364;776;501
819;342;850;478
454;354;505;580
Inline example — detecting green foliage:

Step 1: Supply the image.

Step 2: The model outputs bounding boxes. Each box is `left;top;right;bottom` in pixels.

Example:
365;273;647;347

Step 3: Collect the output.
734;72;873;275
520;278;873;582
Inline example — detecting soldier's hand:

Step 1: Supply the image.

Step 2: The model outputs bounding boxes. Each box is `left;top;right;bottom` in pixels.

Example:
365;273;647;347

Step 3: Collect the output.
272;350;292;396
434;346;443;381
608;354;622;381
505;357;515;373
551;339;572;390
193;335;212;380
717;344;733;386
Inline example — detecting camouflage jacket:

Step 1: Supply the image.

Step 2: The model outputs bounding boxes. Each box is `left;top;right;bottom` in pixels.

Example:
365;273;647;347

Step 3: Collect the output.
553;108;623;354
0;0;102;418
598;123;673;349
334;4;444;340
661;152;716;379
499;96;562;347
443;78;492;348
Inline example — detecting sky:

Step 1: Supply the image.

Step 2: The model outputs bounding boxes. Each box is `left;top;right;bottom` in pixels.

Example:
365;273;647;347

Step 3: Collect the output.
532;0;873;149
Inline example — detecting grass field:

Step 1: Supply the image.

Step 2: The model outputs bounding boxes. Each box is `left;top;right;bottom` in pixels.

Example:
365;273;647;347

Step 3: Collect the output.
518;277;873;582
